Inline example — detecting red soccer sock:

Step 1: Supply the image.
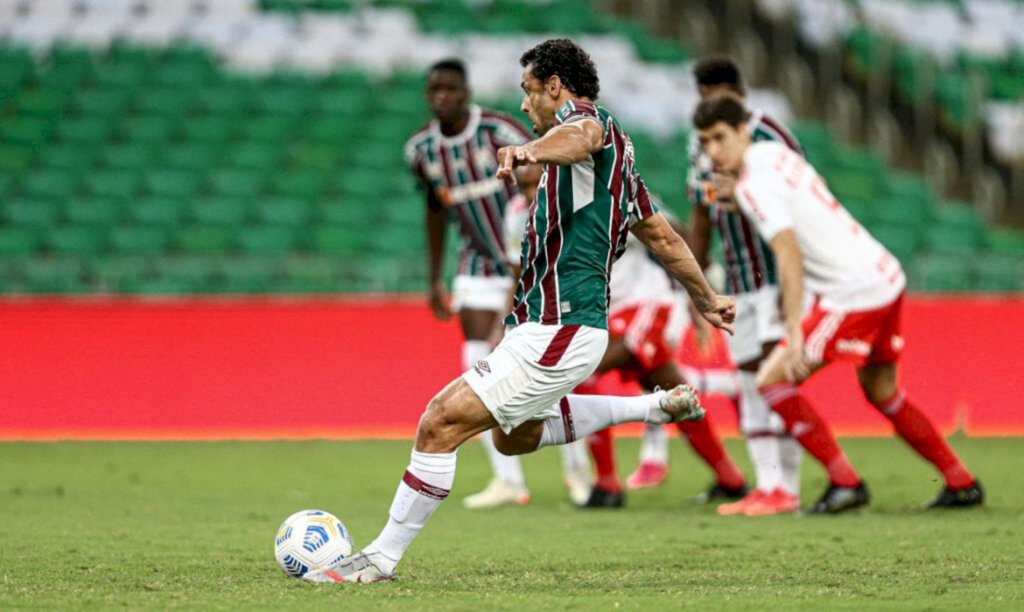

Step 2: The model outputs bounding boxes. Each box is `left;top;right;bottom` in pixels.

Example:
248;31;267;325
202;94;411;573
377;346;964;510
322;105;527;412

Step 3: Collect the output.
874;389;975;490
587;428;621;492
761;383;861;488
676;404;746;490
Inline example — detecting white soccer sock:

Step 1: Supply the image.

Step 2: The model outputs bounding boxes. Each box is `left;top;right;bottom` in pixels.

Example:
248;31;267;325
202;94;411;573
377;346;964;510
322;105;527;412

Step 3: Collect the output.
777;435;803;495
536;393;661;449
367;449;457;566
559;439;591;473
464;340;527;487
745;435;781;492
639;423;669;464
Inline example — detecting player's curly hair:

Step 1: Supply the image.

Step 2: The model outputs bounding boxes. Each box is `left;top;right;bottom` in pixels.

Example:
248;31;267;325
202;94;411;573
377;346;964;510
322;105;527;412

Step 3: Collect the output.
520;38;600;100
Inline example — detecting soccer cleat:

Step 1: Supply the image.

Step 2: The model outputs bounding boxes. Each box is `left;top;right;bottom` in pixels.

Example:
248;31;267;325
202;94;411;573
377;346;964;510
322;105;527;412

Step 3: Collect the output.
462;478;531;509
563;468;593;506
716;488;767;516
925;480;984;509
651;385;705;424
626;460;668;490
743;487;801;516
302;551;396;584
580;484;625;508
805;482;870;514
691;481;749;505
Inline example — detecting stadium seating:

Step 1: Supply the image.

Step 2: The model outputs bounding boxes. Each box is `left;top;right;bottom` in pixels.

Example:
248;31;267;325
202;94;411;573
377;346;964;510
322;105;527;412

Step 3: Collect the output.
0;0;1022;295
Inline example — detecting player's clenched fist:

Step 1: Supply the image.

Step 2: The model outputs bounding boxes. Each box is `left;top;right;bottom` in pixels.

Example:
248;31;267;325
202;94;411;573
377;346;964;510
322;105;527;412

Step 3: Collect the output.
698;294;737;335
496;145;537;185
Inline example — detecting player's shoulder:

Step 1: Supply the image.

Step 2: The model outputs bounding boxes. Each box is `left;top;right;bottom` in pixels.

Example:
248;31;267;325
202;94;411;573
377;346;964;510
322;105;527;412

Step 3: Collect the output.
404;121;433;149
749;109;802;153
742;141;789;178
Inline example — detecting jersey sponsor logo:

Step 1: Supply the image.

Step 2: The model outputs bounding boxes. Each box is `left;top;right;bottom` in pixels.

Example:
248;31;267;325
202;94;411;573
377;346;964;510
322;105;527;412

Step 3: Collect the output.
835;338;872;356
473;360;491;377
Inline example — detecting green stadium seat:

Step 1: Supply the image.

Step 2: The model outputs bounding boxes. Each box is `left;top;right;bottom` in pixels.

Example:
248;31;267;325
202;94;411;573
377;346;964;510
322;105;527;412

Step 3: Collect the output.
135;87;196;118
101;143;160;172
309;225;372;253
21;257;87;293
108;225;171;255
256;197;313;227
1;117;54;148
278;255;339;293
286;143;341;172
121;116;179;144
40;143;99;173
315;198;353;225
2;199;59;228
152;63;213;89
314;88;373;116
868;225;920;264
236;225;300;254
86;170;143;201
217;256;279;293
44;225;107;255
987;228;1024;257
271;171;326;200
173;225;236;254
76;89;134;117
64;197;123;227
181;116;239;144
162;143;224;172
88;255;151;293
188;196;251;226
207;170;266;199
0;228;39;256
975;255;1021;292
94;61;150;90
228;142;281;171
194;83;252;115
56;116;115;144
22;169;81;202
239;116;295;143
912;254;976;292
151;256;218;292
0;144;36;174
128;197;189;226
307;117;357;144
16;89;73;120
146;170;203;200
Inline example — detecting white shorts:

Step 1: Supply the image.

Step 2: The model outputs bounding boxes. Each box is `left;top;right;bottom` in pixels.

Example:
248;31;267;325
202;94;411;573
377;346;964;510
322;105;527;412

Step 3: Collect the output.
451;275;514;313
462;322;608;433
726;285;785;365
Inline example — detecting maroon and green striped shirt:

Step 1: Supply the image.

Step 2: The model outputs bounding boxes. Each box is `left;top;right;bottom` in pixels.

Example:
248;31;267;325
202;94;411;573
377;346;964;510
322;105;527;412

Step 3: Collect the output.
507;100;659;330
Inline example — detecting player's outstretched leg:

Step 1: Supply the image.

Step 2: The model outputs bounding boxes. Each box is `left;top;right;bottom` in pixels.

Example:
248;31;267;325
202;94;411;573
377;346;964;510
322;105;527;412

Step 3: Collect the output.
858;364;983;509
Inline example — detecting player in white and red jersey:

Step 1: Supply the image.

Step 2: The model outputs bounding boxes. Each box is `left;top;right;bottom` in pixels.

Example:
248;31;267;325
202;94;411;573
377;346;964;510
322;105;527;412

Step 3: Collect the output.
694;94;983;513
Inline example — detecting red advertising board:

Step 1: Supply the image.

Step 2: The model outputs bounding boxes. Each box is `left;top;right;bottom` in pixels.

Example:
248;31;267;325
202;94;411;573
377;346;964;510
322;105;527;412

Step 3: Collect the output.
1;295;1021;440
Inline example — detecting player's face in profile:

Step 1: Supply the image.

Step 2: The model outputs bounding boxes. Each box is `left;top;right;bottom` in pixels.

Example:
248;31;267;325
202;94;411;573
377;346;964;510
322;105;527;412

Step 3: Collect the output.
426;69;469;123
698;121;749;174
520;65;555;135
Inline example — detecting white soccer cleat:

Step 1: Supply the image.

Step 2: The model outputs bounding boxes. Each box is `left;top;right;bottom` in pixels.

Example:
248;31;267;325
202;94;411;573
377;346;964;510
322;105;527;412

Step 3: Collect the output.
650;385;705;424
462;478;531;509
563;468;594;506
302;550;396;584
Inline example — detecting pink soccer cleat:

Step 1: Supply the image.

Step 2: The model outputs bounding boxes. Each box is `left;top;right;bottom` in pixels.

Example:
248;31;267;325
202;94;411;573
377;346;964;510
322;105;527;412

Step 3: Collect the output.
626;460;669;490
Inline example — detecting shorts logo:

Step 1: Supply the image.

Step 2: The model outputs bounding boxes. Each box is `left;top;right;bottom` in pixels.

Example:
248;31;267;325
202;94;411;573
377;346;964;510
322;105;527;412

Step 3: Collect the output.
473;360;491;377
835;338;871;356
891;335;905;352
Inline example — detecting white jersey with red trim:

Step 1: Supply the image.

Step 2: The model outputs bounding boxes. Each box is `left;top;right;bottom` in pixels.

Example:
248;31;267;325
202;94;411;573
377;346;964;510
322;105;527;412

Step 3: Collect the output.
734;142;906;312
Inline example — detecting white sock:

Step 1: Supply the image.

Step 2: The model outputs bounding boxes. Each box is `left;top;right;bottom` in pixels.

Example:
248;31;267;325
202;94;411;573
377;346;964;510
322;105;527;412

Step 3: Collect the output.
559;439;590;473
777;435;803;495
464;340;527;487
639;423;669;464
536;393;662;449
745;435;781;493
367;449;457;566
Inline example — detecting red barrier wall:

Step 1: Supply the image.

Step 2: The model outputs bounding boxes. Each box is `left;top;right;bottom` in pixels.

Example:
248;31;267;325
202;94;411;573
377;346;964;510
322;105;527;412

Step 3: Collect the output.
1;296;1022;440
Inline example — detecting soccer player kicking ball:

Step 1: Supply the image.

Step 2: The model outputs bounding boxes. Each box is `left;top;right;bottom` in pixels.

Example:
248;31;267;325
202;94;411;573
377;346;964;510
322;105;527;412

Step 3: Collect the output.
693;94;983;514
304;38;736;584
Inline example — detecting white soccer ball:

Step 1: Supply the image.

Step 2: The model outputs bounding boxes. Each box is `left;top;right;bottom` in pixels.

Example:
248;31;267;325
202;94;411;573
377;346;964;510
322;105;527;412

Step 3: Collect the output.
274;509;353;578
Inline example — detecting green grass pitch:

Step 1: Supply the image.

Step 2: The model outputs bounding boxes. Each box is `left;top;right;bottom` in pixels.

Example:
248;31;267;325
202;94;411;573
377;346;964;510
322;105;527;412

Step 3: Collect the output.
1;437;1021;609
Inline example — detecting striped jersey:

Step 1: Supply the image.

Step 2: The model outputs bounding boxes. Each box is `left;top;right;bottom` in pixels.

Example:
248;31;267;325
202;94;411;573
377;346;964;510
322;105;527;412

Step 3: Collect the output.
507;100;659;330
686;109;803;294
405;104;532;278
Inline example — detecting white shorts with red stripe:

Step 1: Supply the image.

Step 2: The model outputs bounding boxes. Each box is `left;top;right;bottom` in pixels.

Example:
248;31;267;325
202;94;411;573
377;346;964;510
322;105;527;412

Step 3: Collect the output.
462;322;608;433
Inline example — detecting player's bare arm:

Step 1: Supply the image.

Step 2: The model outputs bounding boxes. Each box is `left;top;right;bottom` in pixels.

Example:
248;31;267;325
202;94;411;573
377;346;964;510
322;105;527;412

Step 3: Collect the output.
631;212;736;334
768;229;810;381
496;119;603;184
424;185;451;320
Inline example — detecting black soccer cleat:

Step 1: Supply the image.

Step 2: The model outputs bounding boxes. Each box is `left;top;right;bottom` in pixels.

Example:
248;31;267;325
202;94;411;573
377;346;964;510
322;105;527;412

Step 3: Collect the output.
805;482;870;514
690;482;749;505
925;480;984;509
580;485;625;508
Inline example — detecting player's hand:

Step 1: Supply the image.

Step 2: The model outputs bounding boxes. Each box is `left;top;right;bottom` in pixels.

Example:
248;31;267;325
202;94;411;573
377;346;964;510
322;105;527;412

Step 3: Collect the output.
496;145;537;185
428;279;451;321
710;172;740;212
698;294;736;335
782;335;812;382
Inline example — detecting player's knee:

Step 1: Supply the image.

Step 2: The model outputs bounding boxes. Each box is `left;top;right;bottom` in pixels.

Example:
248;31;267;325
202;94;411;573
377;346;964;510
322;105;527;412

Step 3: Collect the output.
491;432;525;456
417;396;461;450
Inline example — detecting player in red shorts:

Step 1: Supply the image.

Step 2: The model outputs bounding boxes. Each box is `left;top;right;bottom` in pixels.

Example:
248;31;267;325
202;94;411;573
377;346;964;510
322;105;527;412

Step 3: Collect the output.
694;94;983;512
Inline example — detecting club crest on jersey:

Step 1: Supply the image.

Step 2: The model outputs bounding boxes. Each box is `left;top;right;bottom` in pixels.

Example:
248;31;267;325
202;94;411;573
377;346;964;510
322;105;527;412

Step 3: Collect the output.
473;360;491;377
